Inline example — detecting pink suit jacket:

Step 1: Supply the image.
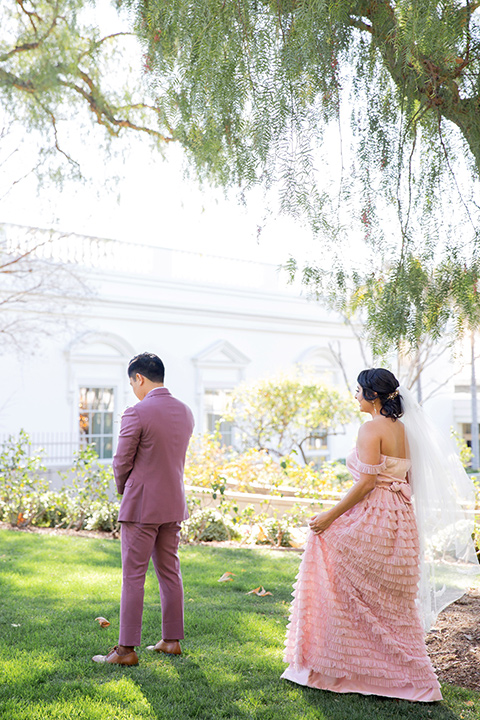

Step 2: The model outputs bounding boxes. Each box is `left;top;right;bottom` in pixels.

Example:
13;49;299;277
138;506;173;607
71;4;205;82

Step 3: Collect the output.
113;387;195;524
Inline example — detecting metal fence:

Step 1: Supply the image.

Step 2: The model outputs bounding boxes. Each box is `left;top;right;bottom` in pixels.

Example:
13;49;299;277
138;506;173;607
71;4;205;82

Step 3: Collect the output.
0;432;85;467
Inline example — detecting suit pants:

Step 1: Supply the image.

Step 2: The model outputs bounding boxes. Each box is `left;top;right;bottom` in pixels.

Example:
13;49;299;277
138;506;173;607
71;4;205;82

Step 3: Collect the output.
119;521;184;647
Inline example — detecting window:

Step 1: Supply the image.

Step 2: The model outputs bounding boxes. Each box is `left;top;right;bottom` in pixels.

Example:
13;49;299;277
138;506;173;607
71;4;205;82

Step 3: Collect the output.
305;432;329;452
304;430;329;469
204;389;234;447
461;423;480;451
79;387;115;459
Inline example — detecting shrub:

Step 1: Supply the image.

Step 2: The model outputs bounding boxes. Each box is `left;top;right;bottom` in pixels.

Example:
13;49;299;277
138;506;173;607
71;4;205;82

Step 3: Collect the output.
32;490;68;528
472;475;480;559
58;445;119;531
451;429;473;469
0;430;48;526
182;508;241;543
256;517;292;547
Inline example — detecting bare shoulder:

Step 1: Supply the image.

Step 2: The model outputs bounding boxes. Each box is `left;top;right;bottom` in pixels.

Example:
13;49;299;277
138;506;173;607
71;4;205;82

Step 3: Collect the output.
357;420;382;464
378;417;407;457
357;420;380;440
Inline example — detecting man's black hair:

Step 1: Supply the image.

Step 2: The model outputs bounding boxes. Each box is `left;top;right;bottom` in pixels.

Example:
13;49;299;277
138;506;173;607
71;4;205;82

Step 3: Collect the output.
128;353;165;383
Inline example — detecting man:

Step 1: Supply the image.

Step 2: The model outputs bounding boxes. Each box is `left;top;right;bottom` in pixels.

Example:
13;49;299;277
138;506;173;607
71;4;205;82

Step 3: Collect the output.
93;352;194;665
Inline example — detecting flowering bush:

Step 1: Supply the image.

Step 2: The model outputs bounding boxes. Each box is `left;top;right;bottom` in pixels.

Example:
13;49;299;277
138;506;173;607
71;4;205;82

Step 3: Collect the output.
184;433;349;497
182;433;353;546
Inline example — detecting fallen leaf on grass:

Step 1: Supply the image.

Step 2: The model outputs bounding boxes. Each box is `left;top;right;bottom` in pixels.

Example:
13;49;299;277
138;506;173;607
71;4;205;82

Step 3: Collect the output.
247;586;272;596
217;572;236;582
464;701;475;706
95;616;110;628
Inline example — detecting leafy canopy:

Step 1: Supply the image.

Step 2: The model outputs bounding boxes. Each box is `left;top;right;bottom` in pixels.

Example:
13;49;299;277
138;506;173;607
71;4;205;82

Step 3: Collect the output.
124;0;480;350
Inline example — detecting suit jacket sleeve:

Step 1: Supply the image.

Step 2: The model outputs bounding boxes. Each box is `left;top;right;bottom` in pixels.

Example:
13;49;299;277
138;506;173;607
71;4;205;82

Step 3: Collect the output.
113;406;141;495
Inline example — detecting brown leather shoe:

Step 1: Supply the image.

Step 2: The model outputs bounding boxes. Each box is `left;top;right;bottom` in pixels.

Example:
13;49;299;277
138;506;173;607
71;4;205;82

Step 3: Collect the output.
146;639;182;655
92;646;139;665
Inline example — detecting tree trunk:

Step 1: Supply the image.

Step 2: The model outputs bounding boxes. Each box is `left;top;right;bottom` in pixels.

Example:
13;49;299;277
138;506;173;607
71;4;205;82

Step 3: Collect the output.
363;0;480;179
470;332;479;471
416;373;422;405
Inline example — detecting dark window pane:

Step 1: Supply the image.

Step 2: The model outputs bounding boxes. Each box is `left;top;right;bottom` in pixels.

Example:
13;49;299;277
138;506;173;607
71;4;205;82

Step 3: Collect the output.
102;438;113;459
92;414;102;434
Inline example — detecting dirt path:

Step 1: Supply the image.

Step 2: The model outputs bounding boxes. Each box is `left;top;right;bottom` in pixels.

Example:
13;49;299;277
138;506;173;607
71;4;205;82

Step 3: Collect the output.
426;588;480;691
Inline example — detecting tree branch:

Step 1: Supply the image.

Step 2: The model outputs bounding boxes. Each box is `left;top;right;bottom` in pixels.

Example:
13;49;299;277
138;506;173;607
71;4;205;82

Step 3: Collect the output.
0;241;50;271
348;18;373;34
56;69;174;142
15;0;43;33
37;100;81;168
0;11;58;61
357;0;480;175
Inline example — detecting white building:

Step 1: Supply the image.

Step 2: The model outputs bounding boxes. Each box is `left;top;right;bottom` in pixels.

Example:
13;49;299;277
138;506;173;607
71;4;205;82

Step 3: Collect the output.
0;223;477;468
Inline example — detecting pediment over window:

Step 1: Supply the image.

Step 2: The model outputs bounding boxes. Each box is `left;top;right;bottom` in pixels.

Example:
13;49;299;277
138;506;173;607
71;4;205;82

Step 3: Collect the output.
297;346;339;384
192;340;250;390
192;340;250;369
297;346;337;369
65;332;135;362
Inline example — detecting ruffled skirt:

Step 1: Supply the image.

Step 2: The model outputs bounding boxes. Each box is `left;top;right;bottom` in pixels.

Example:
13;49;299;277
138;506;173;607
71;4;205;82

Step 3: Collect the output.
282;487;442;702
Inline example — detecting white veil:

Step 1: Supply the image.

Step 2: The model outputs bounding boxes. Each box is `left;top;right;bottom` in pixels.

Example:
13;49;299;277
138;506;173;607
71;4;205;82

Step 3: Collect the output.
399;385;480;631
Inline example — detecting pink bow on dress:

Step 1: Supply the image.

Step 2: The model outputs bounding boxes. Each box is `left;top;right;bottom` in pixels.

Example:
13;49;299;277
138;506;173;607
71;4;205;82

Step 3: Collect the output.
390;481;412;503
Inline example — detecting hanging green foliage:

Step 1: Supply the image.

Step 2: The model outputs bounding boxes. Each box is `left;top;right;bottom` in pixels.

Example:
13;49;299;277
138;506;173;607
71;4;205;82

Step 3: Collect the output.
120;0;480;347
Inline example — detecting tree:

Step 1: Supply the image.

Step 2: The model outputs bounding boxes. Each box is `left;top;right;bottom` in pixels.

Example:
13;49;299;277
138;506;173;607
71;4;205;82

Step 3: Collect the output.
0;0;174;181
296;254;480;465
0;0;179;351
125;3;479;219
0;223;89;350
123;0;480;335
223;373;359;463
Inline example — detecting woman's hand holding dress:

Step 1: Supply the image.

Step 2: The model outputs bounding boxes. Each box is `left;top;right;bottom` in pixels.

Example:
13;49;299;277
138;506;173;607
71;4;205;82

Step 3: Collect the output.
310;422;381;533
309;511;335;534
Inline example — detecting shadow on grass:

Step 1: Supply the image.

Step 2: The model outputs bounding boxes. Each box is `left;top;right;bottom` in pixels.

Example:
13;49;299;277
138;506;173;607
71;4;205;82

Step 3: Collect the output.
0;531;473;720
297;682;462;720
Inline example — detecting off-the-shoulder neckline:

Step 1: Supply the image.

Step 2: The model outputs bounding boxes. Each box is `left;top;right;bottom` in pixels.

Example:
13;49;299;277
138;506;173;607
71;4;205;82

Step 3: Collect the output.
353;449;410;462
380;453;410;462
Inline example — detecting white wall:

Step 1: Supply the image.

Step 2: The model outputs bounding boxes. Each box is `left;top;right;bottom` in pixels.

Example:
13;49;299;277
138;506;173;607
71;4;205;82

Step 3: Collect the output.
0;223;468;467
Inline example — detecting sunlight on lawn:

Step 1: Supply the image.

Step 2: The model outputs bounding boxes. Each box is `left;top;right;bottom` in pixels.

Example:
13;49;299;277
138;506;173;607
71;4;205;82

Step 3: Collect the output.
0;530;479;720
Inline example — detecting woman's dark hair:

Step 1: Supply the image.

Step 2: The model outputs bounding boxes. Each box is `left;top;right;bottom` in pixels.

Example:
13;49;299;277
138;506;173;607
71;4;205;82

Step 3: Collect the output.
357;368;403;420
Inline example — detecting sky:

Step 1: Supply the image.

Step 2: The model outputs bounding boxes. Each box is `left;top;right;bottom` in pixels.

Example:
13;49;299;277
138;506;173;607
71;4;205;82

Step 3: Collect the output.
0;0;324;269
0;137;320;267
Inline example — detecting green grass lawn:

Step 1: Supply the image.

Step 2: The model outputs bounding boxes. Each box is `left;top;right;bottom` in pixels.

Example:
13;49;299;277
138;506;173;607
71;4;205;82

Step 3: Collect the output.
0;529;478;720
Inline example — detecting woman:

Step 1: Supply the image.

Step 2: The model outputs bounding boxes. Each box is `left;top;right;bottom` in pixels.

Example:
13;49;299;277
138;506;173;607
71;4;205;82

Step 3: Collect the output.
282;368;478;702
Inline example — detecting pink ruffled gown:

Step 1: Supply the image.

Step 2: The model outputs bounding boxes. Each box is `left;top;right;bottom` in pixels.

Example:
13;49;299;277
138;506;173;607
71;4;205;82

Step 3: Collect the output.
282;450;442;702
